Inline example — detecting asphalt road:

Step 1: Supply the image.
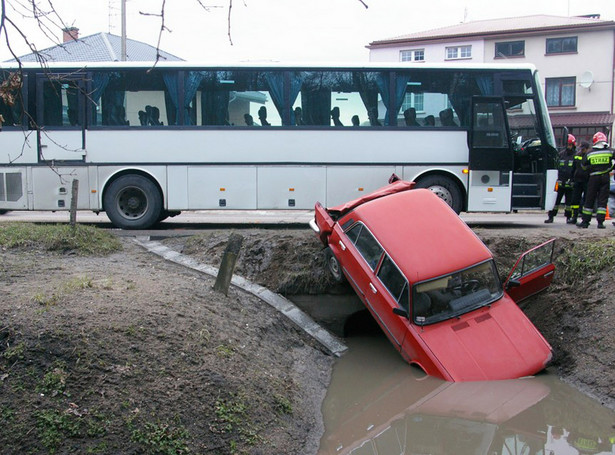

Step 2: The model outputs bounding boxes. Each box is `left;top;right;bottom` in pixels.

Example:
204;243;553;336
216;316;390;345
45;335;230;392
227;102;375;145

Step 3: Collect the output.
1;209;611;237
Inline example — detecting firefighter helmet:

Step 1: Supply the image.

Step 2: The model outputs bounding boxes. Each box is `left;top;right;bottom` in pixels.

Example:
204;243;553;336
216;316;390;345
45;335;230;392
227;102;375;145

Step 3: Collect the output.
593;131;607;145
567;134;576;146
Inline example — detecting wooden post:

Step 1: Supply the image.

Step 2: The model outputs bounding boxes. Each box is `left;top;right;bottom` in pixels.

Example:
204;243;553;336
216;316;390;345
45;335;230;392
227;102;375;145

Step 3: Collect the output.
213;233;244;295
69;179;79;229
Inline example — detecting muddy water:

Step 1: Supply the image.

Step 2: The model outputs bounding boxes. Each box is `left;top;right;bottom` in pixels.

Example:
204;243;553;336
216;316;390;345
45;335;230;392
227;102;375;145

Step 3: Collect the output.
318;334;615;455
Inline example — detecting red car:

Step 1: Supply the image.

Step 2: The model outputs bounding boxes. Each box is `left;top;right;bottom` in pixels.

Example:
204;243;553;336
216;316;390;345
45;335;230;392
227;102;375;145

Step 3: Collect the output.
310;179;554;381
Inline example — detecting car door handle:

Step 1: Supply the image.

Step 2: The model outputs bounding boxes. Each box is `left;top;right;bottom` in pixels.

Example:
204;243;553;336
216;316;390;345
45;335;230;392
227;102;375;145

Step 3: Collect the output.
338;240;346;251
369;283;377;294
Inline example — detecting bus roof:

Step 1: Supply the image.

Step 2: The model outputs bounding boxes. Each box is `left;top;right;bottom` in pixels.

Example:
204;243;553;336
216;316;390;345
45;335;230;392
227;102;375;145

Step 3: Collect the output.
348;188;492;284
0;60;538;73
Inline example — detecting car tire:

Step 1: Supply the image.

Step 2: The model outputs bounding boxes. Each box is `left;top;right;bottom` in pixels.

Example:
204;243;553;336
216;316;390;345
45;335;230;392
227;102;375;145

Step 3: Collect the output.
415;175;463;214
104;174;162;230
325;247;345;283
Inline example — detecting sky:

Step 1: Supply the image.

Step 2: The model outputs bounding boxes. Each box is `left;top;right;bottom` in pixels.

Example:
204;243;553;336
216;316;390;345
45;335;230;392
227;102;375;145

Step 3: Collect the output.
2;0;615;62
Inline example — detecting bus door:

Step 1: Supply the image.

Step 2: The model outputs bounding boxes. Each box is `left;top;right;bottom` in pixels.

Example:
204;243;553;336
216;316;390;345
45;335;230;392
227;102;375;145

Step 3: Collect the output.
36;74;86;162
467;97;513;212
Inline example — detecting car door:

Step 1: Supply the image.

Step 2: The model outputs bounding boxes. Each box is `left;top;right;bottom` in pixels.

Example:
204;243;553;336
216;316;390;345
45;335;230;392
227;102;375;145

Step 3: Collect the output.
330;222;381;305
336;222;408;349
504;238;556;303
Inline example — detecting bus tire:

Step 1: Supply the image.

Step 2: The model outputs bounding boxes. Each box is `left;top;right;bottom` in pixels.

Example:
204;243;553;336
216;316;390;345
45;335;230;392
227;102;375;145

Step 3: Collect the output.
415;175;463;214
104;174;162;230
326;247;346;283
0;210;8;215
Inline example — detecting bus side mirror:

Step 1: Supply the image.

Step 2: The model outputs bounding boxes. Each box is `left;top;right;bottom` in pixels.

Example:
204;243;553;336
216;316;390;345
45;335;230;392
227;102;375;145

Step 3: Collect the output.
393;307;409;319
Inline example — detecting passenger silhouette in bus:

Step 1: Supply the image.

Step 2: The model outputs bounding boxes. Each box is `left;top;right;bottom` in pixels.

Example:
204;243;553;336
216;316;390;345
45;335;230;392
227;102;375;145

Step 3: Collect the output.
403;107;420;126
244;114;255;126
424;115;435;126
439;108;458;127
331;107;343;127
138;110;147;126
294;107;304;125
351;115;360;127
258;106;270;126
149;106;163;125
368;107;381;126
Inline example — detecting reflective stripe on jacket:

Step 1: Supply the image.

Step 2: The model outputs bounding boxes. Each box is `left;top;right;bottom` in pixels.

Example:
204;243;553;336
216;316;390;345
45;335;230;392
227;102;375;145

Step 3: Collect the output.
583;147;613;176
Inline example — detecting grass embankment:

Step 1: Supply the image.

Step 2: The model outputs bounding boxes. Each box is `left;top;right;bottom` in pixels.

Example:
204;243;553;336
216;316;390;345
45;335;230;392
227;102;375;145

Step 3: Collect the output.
0;223;122;255
555;238;615;285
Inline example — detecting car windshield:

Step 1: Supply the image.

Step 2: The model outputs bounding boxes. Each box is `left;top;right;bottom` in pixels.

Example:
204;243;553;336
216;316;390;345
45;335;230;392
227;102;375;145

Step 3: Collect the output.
412;260;503;325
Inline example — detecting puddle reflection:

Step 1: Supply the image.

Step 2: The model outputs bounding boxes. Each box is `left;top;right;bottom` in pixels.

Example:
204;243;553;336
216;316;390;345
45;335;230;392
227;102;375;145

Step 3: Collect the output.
319;336;615;455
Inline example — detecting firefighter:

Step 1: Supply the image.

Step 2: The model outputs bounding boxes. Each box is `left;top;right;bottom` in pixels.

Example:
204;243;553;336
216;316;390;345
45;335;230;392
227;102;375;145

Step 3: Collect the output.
545;134;576;223
567;140;591;224
578;132;613;229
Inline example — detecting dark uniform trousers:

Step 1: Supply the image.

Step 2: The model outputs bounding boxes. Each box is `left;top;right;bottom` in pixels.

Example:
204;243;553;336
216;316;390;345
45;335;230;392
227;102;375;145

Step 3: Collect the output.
581;173;610;224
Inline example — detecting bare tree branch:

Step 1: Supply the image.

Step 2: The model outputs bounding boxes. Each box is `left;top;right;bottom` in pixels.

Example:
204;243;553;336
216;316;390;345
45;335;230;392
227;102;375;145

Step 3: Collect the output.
227;0;233;46
357;0;368;8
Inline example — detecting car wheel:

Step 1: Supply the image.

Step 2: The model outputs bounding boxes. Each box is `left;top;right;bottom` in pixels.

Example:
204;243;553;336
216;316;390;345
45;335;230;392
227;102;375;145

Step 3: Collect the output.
104;174;162;230
325;247;345;283
415;175;463;214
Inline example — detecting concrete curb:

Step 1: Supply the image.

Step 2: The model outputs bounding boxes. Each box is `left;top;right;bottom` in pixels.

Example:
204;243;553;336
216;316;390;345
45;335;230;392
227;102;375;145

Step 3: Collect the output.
133;236;348;358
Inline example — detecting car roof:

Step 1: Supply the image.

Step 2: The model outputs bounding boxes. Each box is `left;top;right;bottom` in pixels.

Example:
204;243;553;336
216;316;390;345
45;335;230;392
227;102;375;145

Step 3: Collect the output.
344;188;492;283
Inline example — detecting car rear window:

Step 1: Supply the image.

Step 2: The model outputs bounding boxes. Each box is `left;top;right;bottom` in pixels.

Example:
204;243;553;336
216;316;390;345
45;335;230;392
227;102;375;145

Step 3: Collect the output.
346;223;383;270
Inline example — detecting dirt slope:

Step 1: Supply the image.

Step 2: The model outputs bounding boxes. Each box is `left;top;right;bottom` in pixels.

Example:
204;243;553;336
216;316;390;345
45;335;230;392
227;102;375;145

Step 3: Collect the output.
0;239;332;454
1;225;614;454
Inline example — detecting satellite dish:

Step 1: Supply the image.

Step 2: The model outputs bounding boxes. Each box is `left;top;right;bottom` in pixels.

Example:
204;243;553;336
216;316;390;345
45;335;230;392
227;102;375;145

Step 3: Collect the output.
579;71;594;89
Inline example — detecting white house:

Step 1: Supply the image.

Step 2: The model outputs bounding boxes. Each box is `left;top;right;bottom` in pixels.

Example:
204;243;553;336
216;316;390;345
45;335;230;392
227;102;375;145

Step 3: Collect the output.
368;14;615;146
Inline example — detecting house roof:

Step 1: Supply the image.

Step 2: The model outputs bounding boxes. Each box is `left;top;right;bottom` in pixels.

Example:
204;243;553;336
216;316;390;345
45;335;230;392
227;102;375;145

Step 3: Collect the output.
369;14;615;47
508;112;615;129
15;32;183;62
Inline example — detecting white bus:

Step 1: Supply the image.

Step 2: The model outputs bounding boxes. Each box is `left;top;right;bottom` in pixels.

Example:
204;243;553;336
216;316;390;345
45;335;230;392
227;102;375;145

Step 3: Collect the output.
0;61;558;229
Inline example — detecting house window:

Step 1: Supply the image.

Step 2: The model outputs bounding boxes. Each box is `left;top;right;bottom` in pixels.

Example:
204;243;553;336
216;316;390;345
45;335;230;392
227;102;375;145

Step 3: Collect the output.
495;41;525;58
446;45;471;60
401;92;424;112
545;77;576;107
400;49;425;62
546;36;578;54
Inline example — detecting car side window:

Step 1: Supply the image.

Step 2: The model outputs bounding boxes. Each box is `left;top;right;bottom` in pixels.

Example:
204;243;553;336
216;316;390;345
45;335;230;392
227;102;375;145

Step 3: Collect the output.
346;223;383;270
378;255;409;309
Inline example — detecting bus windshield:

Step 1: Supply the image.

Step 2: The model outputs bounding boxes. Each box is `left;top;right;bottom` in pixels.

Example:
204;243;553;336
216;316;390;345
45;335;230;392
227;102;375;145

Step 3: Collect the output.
412;260;503;325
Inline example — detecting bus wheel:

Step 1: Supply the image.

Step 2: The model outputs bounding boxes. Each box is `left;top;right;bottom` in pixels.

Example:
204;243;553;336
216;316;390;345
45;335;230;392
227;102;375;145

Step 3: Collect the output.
0;210;8;215
104;175;162;230
326;247;346;283
415;175;462;214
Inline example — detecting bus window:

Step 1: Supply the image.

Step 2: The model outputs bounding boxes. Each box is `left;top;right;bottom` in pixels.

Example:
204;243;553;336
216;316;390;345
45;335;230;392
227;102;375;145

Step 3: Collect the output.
41;79;82;127
472;102;507;148
396;70;469;127
89;70;178;127
186;70;283;127
0;71;24;128
394;70;537;128
291;71;388;127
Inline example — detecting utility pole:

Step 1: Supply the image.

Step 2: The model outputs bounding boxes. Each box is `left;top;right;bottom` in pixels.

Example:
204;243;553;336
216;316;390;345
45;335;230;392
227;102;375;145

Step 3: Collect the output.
121;0;127;61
